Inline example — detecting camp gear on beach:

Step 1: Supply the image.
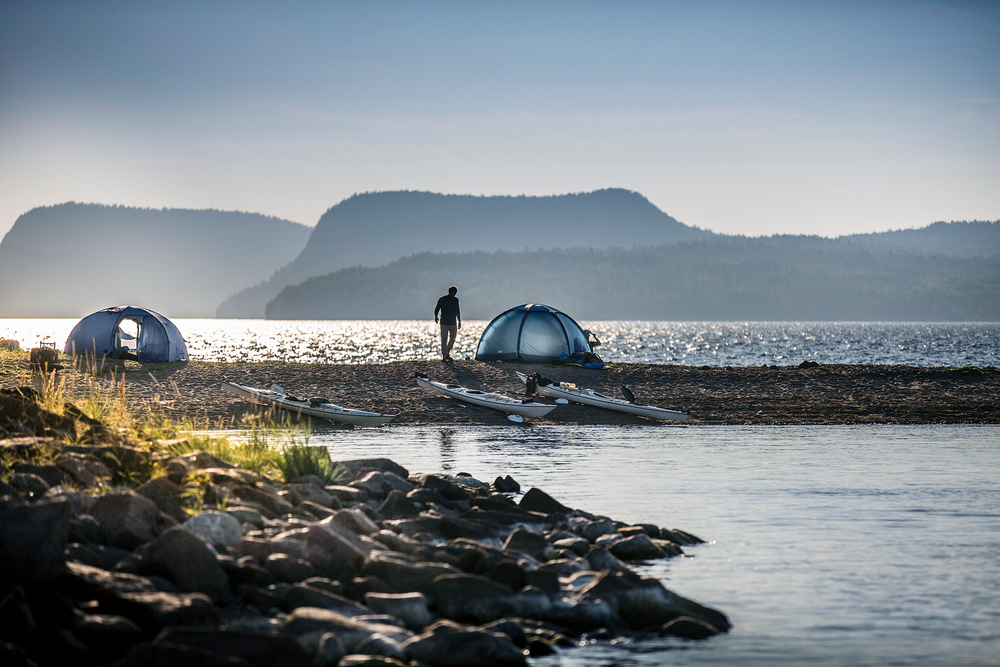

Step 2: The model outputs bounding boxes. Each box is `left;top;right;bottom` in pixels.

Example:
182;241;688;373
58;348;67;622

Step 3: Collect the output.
64;305;188;362
416;374;557;420
223;380;394;426
476;303;592;363
516;372;687;421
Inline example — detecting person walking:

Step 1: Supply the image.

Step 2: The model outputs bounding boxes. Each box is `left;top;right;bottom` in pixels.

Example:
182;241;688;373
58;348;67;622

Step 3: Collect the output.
434;285;461;361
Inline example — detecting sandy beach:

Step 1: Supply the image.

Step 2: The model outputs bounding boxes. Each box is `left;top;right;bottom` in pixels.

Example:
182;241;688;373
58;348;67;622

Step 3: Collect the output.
5;356;997;427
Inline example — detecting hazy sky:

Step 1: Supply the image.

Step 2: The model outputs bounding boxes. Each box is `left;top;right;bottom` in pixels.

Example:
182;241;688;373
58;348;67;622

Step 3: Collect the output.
1;1;997;239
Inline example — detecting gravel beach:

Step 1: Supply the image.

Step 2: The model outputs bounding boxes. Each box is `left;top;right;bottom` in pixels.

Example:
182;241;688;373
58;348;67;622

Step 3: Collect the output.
5;356;997;427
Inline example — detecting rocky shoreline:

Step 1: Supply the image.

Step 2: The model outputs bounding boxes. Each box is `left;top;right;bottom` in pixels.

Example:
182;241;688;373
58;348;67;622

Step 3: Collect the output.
3;355;998;427
1;428;729;667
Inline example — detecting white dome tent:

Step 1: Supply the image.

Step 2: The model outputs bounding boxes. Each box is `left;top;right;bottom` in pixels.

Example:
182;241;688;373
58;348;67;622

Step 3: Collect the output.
64;305;189;362
475;303;591;363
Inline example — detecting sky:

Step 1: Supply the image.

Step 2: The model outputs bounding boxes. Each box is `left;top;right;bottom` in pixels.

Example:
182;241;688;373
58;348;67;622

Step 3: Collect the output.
1;0;998;239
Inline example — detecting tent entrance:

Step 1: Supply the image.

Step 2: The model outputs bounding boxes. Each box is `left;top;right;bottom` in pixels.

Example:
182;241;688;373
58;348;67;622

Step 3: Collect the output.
115;317;142;359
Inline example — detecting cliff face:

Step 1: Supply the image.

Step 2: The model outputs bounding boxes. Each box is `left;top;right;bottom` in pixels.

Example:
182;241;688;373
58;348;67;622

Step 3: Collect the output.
0;204;310;317
217;189;709;318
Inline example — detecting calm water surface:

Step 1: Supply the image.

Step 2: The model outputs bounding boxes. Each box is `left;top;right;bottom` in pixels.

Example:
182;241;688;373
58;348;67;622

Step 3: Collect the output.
3;319;998;367
304;424;999;667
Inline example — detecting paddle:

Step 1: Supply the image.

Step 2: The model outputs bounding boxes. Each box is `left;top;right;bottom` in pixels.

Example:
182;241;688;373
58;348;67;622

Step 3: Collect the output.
621;386;637;404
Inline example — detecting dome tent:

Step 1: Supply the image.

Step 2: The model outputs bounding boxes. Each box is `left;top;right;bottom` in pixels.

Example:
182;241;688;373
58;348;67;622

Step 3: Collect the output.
476;304;591;363
64;306;188;362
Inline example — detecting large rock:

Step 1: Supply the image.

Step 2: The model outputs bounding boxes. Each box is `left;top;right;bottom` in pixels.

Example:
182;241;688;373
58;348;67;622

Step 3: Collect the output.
184;510;244;549
73;613;142;664
140;527;230;602
287;583;372;617
8;472;50;499
334;459;410;482
402;619;527;667
153;628;313;667
55;452;111;487
364;592;434;631
360;552;461;596
136;476;188;523
63;562;219;633
608;533;666;561
517;488;570;515
431;574;514;624
231;485;298;518
502;527;551;560
283;607;414;652
575;569;730;632
0;498;71;588
89;492;176;550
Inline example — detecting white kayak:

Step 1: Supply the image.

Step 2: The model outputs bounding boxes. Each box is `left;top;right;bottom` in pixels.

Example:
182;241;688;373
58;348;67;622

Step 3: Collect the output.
416;375;558;420
223;381;394;427
516;372;688;421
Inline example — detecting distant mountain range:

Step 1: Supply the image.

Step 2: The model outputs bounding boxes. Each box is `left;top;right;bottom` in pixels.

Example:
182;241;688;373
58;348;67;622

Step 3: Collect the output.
216;189;711;318
265;240;1000;322
0;204;310;317
0;192;996;321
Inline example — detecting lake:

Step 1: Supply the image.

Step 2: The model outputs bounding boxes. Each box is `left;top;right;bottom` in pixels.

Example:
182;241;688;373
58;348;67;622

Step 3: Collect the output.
301;423;1000;667
2;319;998;367
3;318;998;664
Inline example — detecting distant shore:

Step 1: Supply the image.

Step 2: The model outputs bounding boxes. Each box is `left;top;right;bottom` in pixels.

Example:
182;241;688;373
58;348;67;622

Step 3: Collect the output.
4;356;997;427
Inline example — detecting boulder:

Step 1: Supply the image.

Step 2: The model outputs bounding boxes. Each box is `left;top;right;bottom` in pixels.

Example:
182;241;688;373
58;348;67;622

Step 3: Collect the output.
8;472;50;499
283;607;414;652
287;583;372;617
580;517;618;543
231;485;298;518
431;573;514;624
575;569;730;632
140;526;230;602
89;492;176;550
402;619;527;667
264;554;317;583
419;475;471;502
227;507;266;530
13;462;71;487
609;533;666;561
517;488;570;515
552;536;590;557
72;613;142;663
660;615;725;639
492;475;520;493
361;552;462;596
379;490;420;520
177;450;235;470
154;627;313;667
285;482;340;509
136;476;188;523
502;527;550;560
334;459;410;481
56;452;111;487
332;508;380;536
364;592;434;631
184;510;244;549
0;498;71;587
324;485;367;503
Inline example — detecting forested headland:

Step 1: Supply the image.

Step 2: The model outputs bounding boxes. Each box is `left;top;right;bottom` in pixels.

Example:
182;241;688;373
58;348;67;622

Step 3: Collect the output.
265;237;1000;321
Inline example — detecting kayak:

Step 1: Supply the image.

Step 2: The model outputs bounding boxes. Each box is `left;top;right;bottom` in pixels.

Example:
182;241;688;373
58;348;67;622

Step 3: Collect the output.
516;372;688;421
222;380;394;427
416;375;558;419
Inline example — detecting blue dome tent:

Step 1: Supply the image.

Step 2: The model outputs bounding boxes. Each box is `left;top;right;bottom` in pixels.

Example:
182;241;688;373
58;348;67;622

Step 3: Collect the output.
475;304;591;363
64;306;189;362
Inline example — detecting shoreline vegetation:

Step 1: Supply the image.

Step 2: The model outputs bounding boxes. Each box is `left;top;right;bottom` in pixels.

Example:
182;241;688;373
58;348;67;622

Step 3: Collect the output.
2;350;731;666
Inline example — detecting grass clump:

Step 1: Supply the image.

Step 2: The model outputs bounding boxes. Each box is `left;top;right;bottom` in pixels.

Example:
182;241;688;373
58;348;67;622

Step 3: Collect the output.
276;444;345;485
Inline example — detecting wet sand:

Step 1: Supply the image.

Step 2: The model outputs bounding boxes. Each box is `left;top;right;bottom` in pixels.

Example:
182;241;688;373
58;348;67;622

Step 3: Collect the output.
5;356;997;427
